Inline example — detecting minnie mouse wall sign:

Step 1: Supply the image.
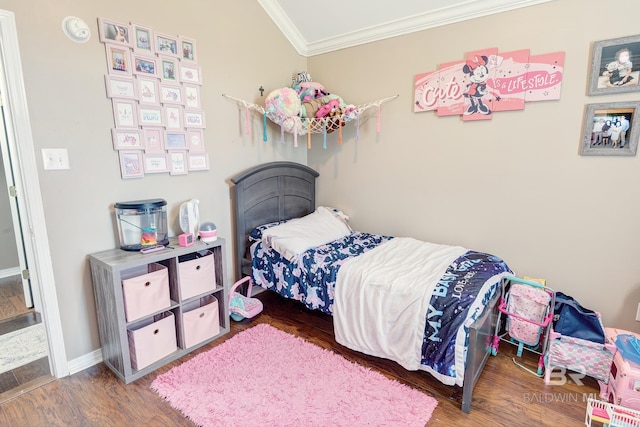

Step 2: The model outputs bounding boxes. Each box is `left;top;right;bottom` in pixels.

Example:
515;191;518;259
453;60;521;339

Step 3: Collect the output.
414;47;565;121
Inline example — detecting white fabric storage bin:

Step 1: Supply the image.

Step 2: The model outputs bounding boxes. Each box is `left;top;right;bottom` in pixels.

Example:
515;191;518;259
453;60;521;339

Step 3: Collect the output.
121;263;171;322
127;312;177;371
182;295;220;349
178;251;216;300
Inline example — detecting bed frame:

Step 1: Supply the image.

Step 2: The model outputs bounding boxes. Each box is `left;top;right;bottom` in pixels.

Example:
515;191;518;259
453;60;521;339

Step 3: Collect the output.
229;161;499;413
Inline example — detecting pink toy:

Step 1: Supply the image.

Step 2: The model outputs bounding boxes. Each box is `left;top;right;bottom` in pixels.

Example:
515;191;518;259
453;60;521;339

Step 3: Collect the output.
316;99;341;118
228;276;263;322
601;328;640;410
491;276;554;376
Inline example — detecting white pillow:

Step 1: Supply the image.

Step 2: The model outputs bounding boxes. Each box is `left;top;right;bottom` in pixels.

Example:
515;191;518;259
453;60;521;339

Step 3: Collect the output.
261;206;351;262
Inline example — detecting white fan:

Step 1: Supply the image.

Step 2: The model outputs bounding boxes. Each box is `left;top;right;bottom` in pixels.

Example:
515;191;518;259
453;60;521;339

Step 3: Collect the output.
179;199;200;237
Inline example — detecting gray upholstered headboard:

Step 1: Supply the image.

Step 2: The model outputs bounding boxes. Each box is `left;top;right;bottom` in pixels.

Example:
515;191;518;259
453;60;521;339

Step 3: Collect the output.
230;161;319;280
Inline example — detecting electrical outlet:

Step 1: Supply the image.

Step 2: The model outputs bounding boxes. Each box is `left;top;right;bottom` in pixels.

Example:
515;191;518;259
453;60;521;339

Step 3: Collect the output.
42;148;70;170
636;302;640;322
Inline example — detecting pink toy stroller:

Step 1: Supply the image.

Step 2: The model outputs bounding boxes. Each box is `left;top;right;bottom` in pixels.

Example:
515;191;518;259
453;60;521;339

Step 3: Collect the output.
492;276;555;376
228;276;263;322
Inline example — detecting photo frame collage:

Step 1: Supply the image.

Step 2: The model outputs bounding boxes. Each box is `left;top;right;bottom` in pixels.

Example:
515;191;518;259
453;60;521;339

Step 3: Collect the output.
99;17;209;178
581;34;640;157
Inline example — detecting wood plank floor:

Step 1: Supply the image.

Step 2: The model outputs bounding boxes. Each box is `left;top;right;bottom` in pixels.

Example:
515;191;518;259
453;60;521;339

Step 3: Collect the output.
0;290;599;426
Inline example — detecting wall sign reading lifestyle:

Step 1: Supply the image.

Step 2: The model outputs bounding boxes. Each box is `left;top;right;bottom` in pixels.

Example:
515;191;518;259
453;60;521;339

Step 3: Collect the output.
98;17;208;179
414;47;565;121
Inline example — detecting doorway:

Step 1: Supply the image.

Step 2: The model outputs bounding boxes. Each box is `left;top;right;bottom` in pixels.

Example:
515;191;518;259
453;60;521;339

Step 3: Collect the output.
0;147;52;400
0;9;67;397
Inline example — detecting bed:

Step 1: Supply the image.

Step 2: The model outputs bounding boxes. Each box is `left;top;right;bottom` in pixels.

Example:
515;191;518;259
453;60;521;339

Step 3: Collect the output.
230;161;512;413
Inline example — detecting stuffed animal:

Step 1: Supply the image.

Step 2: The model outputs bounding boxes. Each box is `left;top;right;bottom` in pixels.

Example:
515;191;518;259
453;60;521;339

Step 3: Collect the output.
315;99;341;118
300;98;322;118
265;87;300;119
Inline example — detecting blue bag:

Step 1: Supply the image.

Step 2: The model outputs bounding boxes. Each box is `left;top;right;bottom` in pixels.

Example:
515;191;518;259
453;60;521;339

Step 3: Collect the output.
553;292;605;344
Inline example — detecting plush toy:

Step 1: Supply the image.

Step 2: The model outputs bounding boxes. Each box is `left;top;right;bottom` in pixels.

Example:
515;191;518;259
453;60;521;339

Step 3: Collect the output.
315;99;341;118
292;71;312;86
300;98;322;118
265;87;300;119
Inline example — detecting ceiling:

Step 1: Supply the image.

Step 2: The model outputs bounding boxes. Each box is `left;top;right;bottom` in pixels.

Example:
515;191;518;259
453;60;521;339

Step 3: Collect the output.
258;0;554;57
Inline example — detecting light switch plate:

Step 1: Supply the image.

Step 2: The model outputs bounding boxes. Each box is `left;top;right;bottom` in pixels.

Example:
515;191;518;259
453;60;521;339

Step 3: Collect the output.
42;148;70;170
636;302;640;322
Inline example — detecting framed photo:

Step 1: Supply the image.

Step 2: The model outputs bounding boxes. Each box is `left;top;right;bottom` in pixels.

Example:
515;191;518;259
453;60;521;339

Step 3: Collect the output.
98;18;132;47
179;36;197;62
179;63;202;85
155;32;179;57
119;150;144;179
104;75;136;99
589;34;640;96
112;99;138;128
188;153;209;171
165;131;187;150
132;54;159;78
105;43;132;76
142;127;165;153
183;84;201;109
136;77;160;105
159;56;179;83
169;151;188;175
143;153;169;174
184;110;206;128
112;128;142;150
138;106;164;126
159;83;183;105
580;101;640;156
164;105;183;130
131;22;154;55
186;129;205;152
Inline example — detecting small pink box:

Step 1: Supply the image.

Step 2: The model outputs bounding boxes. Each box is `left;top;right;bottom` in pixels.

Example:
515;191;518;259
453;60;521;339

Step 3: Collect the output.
178;251;216;300
127;312;177;370
121;263;171;322
182;295;220;348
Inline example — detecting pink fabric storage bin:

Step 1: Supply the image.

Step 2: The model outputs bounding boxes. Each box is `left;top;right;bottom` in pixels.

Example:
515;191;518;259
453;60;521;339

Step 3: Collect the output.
178;251;216;300
182;295;220;349
121;263;171;322
127;311;177;371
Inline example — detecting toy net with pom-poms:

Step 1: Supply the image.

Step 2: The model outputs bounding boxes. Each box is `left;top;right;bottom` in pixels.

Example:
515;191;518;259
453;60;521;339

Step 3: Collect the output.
222;93;398;148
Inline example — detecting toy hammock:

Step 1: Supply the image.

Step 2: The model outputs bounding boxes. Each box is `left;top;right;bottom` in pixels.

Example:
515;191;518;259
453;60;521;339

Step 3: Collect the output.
222;93;398;149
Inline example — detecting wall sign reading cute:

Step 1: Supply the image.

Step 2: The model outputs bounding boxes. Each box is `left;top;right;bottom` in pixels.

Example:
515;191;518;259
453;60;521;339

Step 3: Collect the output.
414;48;565;121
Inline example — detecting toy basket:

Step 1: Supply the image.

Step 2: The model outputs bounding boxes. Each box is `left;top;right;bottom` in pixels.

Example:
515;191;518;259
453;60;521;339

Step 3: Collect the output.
228;276;263;321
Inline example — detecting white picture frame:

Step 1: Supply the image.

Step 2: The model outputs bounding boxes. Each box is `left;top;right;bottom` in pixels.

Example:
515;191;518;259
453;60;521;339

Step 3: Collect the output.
136;77;160;105
187;153;209;171
143;153;169;173
169;151;188;175
184;110;205;128
105;75;136;99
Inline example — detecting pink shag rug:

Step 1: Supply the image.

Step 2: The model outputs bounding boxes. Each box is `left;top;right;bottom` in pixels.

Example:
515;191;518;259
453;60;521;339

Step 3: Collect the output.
151;323;437;426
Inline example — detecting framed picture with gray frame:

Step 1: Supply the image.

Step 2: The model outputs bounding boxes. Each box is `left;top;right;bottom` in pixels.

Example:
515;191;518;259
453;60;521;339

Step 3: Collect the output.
589;34;640;96
580;101;640;156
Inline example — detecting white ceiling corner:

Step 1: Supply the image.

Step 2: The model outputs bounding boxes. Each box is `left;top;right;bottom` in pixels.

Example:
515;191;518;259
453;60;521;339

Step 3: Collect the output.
258;0;556;57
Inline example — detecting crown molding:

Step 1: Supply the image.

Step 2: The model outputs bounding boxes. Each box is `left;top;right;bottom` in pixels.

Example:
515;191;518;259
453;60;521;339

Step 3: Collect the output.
259;0;555;57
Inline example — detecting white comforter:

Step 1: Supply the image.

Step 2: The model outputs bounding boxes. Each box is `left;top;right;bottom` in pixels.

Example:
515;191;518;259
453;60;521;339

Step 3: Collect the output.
334;237;466;372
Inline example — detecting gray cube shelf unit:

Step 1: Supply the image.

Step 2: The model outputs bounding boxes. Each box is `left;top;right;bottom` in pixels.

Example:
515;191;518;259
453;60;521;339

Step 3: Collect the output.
88;237;228;383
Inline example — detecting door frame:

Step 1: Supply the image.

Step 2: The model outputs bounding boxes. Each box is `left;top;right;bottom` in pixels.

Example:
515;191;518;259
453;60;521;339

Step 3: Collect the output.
0;9;67;378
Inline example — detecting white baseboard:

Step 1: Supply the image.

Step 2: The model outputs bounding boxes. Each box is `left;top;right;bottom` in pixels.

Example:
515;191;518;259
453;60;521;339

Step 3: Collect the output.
66;348;103;376
0;267;20;279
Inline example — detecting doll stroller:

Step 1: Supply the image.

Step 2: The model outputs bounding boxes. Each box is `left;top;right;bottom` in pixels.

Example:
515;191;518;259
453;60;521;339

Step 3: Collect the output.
492;276;555;376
